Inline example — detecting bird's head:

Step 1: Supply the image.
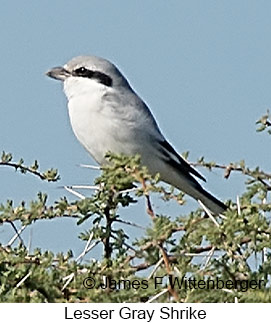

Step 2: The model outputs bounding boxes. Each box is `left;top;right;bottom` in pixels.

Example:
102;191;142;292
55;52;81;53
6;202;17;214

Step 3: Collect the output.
46;55;130;100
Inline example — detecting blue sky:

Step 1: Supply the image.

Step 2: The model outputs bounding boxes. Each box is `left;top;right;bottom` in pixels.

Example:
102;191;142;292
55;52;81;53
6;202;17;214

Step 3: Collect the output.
0;1;271;256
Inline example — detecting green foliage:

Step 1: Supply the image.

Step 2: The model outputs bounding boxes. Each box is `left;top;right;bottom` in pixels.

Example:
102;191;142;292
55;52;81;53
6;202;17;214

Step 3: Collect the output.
256;110;271;135
0;152;60;182
0;116;271;303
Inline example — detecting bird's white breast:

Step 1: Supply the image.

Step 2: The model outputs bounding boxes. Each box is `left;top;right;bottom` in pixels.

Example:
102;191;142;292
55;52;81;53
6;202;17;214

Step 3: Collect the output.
64;77;147;165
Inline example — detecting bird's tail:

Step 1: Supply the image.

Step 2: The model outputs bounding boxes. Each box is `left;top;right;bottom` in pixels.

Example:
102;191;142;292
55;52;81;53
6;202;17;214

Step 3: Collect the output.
169;173;227;215
192;185;227;215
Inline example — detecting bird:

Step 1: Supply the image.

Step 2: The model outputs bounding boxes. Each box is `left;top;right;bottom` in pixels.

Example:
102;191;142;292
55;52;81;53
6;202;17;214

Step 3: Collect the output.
46;55;227;214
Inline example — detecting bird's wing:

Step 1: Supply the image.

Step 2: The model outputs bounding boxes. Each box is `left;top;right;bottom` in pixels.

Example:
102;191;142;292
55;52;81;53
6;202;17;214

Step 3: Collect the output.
157;139;206;182
124;97;206;182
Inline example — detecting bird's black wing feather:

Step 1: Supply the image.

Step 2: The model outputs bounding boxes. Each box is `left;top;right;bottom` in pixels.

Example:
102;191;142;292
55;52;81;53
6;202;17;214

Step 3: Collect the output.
158;140;206;182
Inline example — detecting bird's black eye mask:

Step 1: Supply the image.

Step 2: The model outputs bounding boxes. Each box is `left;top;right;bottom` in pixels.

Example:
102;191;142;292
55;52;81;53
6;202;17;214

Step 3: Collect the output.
72;67;113;87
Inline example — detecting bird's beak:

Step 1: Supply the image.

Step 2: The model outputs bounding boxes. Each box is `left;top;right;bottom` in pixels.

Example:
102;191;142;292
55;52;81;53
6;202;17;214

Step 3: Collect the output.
46;66;70;81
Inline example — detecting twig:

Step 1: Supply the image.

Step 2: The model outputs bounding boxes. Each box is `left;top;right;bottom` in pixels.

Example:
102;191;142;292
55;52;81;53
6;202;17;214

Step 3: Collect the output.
0;161;56;181
129;239;254;273
111;233;137;252
147;257;164;279
200;246;215;271
15;271;32;288
145;195;156;219
198;200;220;227
182;253;214;257
146;288;168;303
64;185;99;190
158;244;171;273
158;244;179;302
191;160;271;185
76;232;94;262
218;213;227;220
118;187;138;195
7;221;25;246
103;205;113;268
222;288;234;294
115;218;145;230
27;227;33;254
79;164;100;170
64;186;86;199
122;221;202;270
141;178;156;219
62;273;75;291
6;224;26;247
237;195;241;216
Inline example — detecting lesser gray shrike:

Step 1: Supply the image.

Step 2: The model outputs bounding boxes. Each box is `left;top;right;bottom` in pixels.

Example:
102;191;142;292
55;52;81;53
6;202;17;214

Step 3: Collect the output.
47;55;226;214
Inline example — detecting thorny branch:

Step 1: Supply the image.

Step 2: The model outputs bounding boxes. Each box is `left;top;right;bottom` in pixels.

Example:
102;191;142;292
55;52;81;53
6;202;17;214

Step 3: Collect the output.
144;192;180;301
0;157;59;182
128;236;253;273
191;160;271;189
